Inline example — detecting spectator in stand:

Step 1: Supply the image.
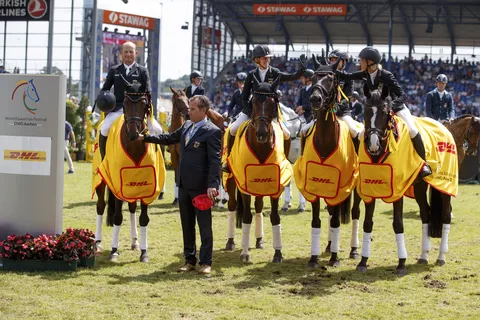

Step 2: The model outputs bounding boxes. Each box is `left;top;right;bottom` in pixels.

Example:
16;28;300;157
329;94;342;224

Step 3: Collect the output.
425;74;455;121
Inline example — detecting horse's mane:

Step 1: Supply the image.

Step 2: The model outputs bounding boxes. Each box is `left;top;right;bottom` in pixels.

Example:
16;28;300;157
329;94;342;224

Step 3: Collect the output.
450;114;475;123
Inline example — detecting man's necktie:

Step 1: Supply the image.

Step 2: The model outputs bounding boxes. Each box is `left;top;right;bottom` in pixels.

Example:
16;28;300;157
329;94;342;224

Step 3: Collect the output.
185;123;196;145
125;67;130;76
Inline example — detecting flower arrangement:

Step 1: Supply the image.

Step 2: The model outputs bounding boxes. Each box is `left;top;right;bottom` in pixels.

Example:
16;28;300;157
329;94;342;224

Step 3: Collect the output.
0;228;95;263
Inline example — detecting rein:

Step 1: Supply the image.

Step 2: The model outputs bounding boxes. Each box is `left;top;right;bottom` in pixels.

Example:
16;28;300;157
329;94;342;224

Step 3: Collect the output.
250;91;278;130
123;92;149;136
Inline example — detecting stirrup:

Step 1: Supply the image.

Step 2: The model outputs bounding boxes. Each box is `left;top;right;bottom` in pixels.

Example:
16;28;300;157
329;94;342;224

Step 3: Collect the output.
221;164;231;173
419;162;432;178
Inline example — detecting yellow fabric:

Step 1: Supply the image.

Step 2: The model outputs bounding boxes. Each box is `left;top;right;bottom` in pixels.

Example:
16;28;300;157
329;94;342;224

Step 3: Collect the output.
358;116;458;203
92;117;166;205
221;127;233;188
293;120;359;206
227;121;292;198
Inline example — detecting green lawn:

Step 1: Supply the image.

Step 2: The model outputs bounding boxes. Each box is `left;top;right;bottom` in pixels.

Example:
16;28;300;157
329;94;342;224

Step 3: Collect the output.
1;161;479;320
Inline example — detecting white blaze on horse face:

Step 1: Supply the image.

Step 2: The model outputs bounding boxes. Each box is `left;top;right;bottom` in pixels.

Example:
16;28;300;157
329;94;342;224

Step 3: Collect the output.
369;107;380;153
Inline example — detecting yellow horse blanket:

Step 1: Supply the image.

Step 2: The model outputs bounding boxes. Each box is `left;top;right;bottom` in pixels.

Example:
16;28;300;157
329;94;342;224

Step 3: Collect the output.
293;120;359;206
91;117;166;205
227;121;292;198
221;127;233;189
358;116;458;203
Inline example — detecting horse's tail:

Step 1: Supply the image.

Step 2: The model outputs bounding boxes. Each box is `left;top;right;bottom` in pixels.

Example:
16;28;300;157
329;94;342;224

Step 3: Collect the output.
236;189;243;229
429;187;444;238
106;187;115;226
340;193;352;225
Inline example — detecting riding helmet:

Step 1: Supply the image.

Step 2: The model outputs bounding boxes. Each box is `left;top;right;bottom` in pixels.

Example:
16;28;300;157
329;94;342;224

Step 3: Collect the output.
352;91;361;100
96;90;116;113
302;69;314;79
236;72;247;82
435;74;448;84
329;49;349;61
358;46;382;64
276;89;283;98
190;70;203;82
252;45;273;59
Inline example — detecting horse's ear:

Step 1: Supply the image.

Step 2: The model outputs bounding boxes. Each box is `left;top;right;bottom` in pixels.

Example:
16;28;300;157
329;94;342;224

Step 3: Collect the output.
331;58;341;71
312;54;320;70
169;86;176;94
183;87;187;93
381;85;389;100
271;76;280;92
364;84;371;99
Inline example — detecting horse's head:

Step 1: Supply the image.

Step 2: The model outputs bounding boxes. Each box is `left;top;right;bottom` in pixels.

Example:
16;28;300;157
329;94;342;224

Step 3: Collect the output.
465;117;480;156
169;86;189;119
251;75;280;143
363;85;392;156
123;85;150;142
309;59;340;114
26;79;40;103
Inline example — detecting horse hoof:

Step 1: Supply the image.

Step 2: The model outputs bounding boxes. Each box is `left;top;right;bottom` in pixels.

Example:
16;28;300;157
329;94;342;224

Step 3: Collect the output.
95;242;102;255
158;192;164;200
349;251;360;260
324;247;331;254
297;207;305;213
255;239;264;249
417;258;429;265
356;265;367;273
272;256;283;263
308;261;319;268
108;252;119;262
240;254;251;263
281;206;288;213
395;268;407;276
436;259;446;266
225;242;235;251
140;253;149;263
172;198;179;206
221;199;228;204
131;240;140;251
328;259;340;267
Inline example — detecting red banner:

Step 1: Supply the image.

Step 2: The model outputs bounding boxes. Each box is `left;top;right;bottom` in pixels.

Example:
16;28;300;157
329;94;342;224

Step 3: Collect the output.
253;4;347;16
103;10;155;30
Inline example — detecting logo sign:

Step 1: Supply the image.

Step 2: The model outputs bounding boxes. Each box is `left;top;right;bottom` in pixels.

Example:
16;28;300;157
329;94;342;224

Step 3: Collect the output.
103;10;155;30
363;179;386;184
0;0;50;21
309;177;335;184
11;79;40;115
253;4;347;16
437;142;456;154
250;178;274;183
4;150;47;162
125;181;151;187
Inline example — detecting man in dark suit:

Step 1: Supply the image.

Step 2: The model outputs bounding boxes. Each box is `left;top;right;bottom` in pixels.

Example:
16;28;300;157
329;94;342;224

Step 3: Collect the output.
186;70;205;99
425;74;455;121
98;41;151;159
295;69;314;124
139;95;221;275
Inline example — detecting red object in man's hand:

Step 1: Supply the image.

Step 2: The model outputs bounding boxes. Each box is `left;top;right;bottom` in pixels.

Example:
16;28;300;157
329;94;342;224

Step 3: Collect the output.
192;190;219;211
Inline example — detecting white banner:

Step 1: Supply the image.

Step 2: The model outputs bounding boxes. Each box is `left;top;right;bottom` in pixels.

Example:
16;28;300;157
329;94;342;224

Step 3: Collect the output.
0;135;51;176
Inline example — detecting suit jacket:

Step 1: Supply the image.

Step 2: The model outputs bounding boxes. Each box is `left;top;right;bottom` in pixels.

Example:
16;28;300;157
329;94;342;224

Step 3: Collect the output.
242;66;304;115
144;119;222;191
340;69;406;111
297;85;313;122
425;89;455;121
228;89;243;119
101;63;151;112
186;85;205;99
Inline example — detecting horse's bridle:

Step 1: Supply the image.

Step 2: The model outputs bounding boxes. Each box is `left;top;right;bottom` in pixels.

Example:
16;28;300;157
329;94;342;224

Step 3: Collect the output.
123;92;150;135
311;71;337;112
172;94;189;119
250;91;278;130
364;106;394;153
463;116;476;154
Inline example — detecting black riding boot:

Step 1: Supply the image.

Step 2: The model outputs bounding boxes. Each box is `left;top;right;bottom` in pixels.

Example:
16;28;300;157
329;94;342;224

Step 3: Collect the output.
99;134;108;160
411;133;432;178
221;134;236;173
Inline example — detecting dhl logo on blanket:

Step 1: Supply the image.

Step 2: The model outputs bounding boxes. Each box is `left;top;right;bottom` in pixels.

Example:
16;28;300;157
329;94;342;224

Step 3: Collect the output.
358;116;458;203
226;121;292;198
92;117;166;205
293;120;359;206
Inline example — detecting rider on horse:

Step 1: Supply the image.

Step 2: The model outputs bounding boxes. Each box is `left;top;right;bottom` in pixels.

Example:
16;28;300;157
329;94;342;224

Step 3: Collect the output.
227;72;247;121
337;46;432;178
295;69;315;125
97;41;151;160
222;45;307;173
186;70;205;99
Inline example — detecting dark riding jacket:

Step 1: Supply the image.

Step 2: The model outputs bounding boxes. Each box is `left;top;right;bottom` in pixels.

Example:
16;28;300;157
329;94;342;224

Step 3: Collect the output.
186;85;205;99
242;66;304;116
101;63;151;112
338;69;407;113
297;85;313;123
335;75;354;117
425;89;455;121
228;89;243;119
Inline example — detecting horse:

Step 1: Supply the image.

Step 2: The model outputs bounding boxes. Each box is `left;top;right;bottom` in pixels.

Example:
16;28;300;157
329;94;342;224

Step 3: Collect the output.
294;60;357;268
358;86;456;275
441;115;480;166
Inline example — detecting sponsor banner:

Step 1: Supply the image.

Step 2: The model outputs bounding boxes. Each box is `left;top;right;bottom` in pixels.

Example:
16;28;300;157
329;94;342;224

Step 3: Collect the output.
103;9;155;30
0;0;50;21
0;135;51;176
253;4;347;16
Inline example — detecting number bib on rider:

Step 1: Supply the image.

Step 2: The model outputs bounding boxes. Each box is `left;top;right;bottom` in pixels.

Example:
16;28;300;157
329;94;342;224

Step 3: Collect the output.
304;161;340;198
120;166;157;200
359;163;393;199
244;164;281;196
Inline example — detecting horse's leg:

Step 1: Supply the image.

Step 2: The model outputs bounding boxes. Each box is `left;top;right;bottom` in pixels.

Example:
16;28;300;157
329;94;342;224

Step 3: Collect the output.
357;200;375;273
139;202;150;262
308;199;321;268
437;193;452;266
270;197;283;263
281;182;292;212
240;193;253;262
127;201;140;250
414;181;430;264
94;183;106;253
393;198;407;276
109;197;124;262
225;178;236;251
327;205;341;267
254;196;265;249
349;188;361;259
298;192;306;213
324;204;332;254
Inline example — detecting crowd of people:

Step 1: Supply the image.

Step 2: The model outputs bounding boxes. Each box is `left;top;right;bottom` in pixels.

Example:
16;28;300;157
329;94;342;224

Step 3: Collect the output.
211;54;480;118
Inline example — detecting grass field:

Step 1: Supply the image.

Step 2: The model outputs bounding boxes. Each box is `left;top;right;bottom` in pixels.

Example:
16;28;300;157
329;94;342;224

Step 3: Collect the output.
0;161;479;320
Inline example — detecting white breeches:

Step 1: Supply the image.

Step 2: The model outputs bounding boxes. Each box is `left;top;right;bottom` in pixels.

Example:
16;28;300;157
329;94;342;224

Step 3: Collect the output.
229;112;249;136
338;115;364;138
395;106;418;138
301;120;314;135
100;109;123;136
273;119;291;139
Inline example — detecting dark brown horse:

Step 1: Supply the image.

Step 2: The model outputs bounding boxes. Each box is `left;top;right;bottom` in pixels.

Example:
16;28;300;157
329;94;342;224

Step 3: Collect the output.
442;115;480;166
359;86;453;275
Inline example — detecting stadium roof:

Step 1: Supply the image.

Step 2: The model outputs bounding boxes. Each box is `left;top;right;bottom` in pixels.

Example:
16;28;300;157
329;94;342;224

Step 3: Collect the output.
210;0;480;54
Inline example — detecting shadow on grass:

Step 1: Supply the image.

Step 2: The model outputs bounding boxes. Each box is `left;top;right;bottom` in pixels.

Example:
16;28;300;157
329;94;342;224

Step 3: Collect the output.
380;209;420;220
64;201;95;209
